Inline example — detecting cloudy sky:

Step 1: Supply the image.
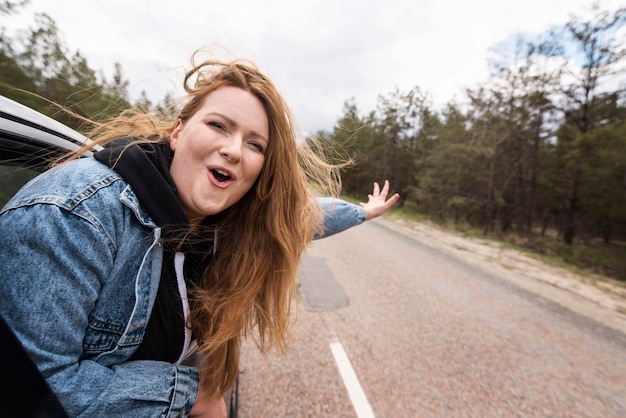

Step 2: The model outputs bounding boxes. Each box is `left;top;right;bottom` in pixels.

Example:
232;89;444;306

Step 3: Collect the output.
8;0;623;135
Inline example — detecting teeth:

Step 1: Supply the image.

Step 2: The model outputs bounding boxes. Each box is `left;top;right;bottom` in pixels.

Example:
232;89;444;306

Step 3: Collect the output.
212;169;231;182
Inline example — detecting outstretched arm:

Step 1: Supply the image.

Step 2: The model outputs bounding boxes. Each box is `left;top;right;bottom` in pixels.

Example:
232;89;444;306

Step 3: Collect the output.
316;180;399;239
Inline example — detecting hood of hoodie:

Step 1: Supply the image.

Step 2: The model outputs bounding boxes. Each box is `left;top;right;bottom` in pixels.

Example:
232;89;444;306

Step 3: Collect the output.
93;137;188;228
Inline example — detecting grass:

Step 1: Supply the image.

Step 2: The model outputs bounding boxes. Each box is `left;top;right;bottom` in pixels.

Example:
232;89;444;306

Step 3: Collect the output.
354;199;626;285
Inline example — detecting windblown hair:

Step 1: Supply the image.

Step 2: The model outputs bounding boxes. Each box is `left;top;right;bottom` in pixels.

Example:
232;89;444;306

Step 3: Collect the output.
70;55;342;398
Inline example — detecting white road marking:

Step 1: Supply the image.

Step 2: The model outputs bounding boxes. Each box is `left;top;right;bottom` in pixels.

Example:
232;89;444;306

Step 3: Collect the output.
330;341;376;418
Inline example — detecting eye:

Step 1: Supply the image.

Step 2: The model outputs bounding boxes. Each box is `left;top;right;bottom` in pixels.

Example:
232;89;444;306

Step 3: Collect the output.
208;121;226;131
248;141;265;153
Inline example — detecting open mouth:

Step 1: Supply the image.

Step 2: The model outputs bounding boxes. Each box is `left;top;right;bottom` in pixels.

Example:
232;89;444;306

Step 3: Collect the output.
211;168;232;183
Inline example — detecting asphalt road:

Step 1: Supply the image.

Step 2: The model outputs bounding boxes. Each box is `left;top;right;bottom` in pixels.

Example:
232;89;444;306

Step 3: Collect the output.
237;217;626;417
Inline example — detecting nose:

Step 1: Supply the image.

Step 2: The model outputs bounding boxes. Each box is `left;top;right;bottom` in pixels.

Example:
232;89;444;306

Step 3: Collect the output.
219;134;243;162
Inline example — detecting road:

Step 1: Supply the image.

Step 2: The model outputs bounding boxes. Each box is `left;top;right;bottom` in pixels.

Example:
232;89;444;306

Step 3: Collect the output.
237;217;626;417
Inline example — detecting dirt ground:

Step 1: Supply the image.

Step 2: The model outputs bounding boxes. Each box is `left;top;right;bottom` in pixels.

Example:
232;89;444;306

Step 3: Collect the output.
379;216;626;335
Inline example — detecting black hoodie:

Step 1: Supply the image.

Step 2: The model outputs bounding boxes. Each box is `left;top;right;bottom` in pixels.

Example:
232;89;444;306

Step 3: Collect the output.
94;138;204;363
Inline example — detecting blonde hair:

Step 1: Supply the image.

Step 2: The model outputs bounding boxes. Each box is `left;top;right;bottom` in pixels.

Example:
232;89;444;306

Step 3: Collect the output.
73;55;343;397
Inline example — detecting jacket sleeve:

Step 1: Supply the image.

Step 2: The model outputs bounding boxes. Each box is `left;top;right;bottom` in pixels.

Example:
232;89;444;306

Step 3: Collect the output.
315;197;366;239
0;201;198;418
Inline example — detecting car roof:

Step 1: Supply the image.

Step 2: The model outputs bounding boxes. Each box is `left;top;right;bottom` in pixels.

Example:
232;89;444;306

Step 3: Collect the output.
0;95;95;170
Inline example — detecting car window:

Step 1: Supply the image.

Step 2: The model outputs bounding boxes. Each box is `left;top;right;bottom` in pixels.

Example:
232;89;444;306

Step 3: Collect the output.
0;163;39;208
1;95;92;209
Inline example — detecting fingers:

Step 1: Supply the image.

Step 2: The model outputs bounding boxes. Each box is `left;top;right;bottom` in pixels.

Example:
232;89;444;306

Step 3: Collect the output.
379;180;390;198
372;182;380;197
366;182;393;200
371;180;390;199
386;192;400;208
380;179;390;195
359;180;400;220
374;193;399;215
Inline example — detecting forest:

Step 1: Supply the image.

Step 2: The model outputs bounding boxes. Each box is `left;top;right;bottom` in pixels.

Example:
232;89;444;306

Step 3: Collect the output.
0;1;178;127
1;1;625;280
329;4;626;281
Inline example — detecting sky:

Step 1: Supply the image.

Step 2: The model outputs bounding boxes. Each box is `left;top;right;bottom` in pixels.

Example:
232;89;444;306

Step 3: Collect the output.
5;0;624;135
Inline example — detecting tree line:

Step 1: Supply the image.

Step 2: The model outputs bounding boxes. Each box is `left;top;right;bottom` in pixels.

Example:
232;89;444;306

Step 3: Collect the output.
0;1;176;130
330;2;626;259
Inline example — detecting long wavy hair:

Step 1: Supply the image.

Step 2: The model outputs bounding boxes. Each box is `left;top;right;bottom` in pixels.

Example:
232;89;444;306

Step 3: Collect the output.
71;56;343;397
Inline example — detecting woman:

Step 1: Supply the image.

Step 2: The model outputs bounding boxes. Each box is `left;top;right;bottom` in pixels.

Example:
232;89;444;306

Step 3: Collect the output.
0;58;398;417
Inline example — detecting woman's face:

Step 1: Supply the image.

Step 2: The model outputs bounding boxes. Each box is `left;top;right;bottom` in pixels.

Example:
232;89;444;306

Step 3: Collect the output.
169;85;269;224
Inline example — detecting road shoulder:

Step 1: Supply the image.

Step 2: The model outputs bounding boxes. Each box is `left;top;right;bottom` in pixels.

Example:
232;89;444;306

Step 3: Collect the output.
374;216;626;335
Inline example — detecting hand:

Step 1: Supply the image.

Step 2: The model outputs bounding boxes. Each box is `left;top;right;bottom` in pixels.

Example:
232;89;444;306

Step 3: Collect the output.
189;370;227;418
189;396;226;418
360;180;400;220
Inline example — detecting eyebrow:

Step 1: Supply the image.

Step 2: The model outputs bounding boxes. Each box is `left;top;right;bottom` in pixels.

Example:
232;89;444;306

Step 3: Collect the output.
206;112;269;143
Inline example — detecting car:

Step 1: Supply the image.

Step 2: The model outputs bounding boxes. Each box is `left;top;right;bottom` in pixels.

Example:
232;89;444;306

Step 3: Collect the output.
0;95;94;208
0;95;238;417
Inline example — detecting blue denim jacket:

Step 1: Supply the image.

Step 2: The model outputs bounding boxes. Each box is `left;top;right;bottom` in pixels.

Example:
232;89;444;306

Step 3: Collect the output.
0;157;364;417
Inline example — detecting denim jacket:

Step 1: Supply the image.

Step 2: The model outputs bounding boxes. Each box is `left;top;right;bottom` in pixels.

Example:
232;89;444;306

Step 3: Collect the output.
0;157;365;417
